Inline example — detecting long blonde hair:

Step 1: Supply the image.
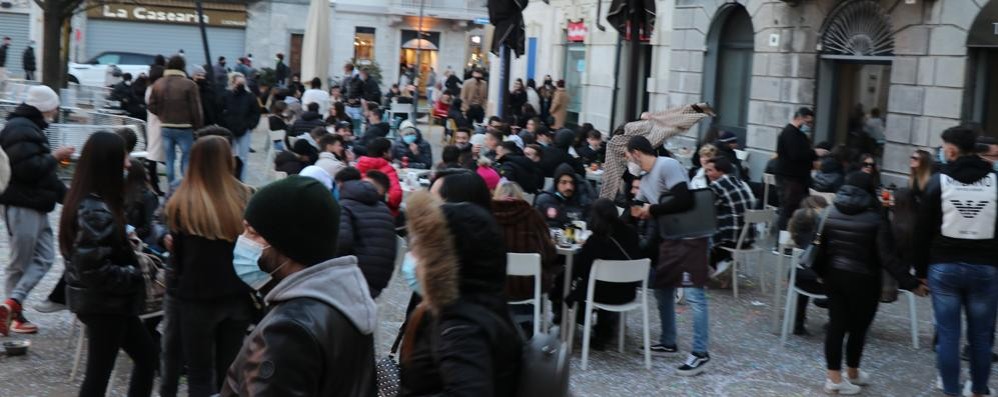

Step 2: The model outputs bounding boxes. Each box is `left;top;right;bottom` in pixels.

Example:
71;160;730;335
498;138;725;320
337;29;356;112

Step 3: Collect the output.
165;135;251;241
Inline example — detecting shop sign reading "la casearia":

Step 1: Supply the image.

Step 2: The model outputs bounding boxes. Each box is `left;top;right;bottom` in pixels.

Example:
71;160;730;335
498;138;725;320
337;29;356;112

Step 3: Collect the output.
87;3;247;27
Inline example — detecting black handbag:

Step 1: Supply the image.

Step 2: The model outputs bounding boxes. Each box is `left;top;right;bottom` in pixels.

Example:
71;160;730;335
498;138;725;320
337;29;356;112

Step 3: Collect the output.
798;208;831;270
376;324;405;397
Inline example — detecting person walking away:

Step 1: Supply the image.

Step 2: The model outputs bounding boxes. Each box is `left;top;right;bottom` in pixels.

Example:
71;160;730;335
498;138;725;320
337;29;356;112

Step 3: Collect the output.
626;136;712;376
564;198;643;349
148;55;204;184
0;37;10;80
0;86;72;335
400;191;522;396
356;137;402;216
221;176;376;396
220;72;261;180
144;64;166;196
492;181;557;330
549;80;568;129
915;126;998;397
60;132;157;397
819;172;925;394
301;77;331;116
460;69;488;124
336;172;396;298
274;53;290;87
21;42;35;80
164;136;255;396
392;122;433;169
775;107;817;230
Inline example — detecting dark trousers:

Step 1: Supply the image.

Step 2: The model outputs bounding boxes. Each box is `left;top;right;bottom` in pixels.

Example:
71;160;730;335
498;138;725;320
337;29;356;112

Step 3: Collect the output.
158;294;182;397
179;295;253;397
777;176;809;230
466;105;485;124
795;268;825;329
824;268;880;371
77;313;158;397
48;272;66;304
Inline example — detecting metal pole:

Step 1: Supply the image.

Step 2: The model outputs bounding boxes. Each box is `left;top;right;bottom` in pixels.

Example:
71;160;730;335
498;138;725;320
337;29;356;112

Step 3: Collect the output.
498;44;510;119
624;0;640;121
415;0;425;97
195;0;214;83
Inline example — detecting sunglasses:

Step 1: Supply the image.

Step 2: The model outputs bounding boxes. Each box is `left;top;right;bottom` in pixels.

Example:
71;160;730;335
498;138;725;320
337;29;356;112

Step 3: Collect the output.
862;162;876;167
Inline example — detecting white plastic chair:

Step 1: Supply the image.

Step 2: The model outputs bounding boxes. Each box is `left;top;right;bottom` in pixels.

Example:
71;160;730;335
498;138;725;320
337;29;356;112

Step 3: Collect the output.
809;188;837;206
70;310;164;382
763;173;777;211
577;258;653;370
506;253;545;336
720;208;777;298
779;249;920;348
388;100;414;122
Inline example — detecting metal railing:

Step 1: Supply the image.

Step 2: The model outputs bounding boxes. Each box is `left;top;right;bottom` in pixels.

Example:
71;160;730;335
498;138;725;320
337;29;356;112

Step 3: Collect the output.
0;103;147;151
0;80;118;110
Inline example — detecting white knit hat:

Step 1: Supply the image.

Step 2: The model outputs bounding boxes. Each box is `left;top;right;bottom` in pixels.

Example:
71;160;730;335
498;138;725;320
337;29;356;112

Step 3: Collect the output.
24;85;60;112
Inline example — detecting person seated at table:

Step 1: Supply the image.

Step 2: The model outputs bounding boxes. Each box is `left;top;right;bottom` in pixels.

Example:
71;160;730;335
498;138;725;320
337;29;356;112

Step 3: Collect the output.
705;156;757;280
337;170;397;299
291;126;326;167
496;141;542;194
535;163;594;228
288;102;325;143
392;121;433;169
539;128;586;178
492;181;558;331
563;198;643;350
576;129;605;165
356;137;402;216
812;154;846;193
436;145;464;173
689;144;718;189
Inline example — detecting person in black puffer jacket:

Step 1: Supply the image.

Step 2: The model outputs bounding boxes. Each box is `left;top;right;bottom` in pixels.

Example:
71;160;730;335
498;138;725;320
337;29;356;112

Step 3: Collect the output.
818;172;925;394
60;132;156;397
811;156;845;193
220;73;261;180
539;128;586;178
495;141;542;194
288;102;325;142
337;178;397;298
401;192;522;397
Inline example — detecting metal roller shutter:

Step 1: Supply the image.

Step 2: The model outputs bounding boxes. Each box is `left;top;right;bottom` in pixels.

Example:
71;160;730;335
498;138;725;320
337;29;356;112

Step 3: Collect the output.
85;20;245;67
0;12;31;77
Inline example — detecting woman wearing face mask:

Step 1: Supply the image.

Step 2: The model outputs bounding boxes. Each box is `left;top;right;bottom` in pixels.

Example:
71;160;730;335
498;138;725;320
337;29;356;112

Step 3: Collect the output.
163;136;254;397
60;132;158;397
392;123;433;169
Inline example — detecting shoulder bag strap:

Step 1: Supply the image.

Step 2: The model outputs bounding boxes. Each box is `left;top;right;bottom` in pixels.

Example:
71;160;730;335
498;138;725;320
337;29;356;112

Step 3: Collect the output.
608;236;633;261
811;208;832;247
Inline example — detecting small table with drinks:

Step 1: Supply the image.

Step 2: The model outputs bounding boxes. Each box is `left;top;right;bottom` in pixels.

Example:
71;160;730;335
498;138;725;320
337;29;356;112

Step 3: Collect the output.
551;221;589;342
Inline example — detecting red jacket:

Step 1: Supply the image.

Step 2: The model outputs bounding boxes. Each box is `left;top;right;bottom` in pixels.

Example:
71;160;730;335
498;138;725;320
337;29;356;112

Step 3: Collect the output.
355;156;402;216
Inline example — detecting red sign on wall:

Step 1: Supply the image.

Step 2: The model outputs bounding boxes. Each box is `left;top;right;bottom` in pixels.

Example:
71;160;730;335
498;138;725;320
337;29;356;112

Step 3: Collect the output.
567;20;587;42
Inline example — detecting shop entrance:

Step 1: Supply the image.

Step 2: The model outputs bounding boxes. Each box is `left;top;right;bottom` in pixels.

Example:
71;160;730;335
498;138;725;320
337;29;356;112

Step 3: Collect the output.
967;0;998;138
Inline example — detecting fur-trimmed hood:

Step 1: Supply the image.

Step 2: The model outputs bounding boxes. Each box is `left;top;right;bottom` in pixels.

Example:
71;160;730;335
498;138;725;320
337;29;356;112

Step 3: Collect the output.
405;192;507;311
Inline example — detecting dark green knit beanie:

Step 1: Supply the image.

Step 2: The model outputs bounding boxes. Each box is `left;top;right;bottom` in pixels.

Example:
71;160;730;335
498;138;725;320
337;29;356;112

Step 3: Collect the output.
244;176;340;267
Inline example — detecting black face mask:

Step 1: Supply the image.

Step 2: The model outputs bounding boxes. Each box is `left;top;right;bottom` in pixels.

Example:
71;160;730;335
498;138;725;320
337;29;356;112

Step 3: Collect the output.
544;80;552;86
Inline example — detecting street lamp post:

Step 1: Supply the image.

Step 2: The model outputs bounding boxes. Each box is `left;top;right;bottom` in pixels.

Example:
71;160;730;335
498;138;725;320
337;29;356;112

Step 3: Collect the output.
195;0;213;83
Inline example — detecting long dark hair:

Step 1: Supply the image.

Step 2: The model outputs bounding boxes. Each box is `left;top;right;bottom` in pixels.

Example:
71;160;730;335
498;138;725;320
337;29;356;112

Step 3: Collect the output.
435;169;492;211
59;132;128;256
891;188;918;258
590;198;624;237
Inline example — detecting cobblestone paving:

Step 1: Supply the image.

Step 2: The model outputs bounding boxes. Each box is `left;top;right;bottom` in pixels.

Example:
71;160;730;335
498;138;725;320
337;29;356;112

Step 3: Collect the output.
0;122;992;396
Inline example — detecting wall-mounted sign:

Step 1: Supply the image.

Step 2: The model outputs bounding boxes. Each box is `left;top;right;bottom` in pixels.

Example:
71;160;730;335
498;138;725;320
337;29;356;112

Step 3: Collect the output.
567;20;587;42
87;3;247;28
968;0;998;47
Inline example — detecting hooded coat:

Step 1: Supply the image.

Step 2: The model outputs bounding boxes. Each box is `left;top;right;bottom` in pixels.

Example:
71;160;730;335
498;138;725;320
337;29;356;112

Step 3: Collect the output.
221;256;377;396
534;163;594;227
337;180;397;298
401;193;522;397
496;152;542;194
0;104;66;212
819;185;919;290
289;110;325;138
811;157;845;193
392;128;433;169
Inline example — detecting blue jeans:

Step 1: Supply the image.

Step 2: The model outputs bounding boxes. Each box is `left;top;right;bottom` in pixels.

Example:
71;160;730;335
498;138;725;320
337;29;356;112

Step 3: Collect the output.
233;131;251;180
345;105;363;122
160;128;193;184
930;263;998;396
655;287;709;354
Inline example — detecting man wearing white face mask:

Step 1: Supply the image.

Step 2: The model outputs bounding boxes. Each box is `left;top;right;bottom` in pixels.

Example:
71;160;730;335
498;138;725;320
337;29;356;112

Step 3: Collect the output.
222;176;377;396
775;107;817;231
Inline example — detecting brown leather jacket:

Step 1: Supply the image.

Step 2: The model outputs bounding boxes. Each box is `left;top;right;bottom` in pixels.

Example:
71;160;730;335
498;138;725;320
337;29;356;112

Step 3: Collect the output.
460;77;488;110
148;69;204;129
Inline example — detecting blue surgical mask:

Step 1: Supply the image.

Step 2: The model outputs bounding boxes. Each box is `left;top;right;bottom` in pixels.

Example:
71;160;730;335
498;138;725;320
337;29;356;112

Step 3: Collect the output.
800;124;812;134
401;253;421;295
403;134;418;144
232;235;285;291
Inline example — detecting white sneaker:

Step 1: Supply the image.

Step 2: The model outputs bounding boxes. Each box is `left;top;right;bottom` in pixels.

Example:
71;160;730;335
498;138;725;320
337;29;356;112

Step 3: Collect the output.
963;380;996;397
824;378;861;395
847;370;870;386
34;300;67;313
711;260;732;279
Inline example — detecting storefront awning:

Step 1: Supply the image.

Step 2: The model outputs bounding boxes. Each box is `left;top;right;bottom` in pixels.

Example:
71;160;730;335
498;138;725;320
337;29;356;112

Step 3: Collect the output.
401;38;438;50
969;0;998;47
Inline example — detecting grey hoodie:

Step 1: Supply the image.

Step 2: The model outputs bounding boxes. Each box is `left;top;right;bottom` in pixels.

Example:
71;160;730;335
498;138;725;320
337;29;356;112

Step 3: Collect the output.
265;255;377;335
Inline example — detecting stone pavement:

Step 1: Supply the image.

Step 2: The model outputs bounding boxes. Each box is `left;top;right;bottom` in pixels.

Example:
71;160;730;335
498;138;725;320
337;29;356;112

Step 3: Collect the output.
0;122;991;396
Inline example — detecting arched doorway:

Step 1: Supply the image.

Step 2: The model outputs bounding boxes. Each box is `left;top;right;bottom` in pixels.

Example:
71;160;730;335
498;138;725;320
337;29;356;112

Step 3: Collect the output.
815;0;894;154
967;0;998;138
702;4;754;142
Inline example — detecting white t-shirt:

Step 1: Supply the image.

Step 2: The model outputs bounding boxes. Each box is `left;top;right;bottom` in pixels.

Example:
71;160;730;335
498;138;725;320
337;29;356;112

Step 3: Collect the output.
301;89;331;116
638;156;689;204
